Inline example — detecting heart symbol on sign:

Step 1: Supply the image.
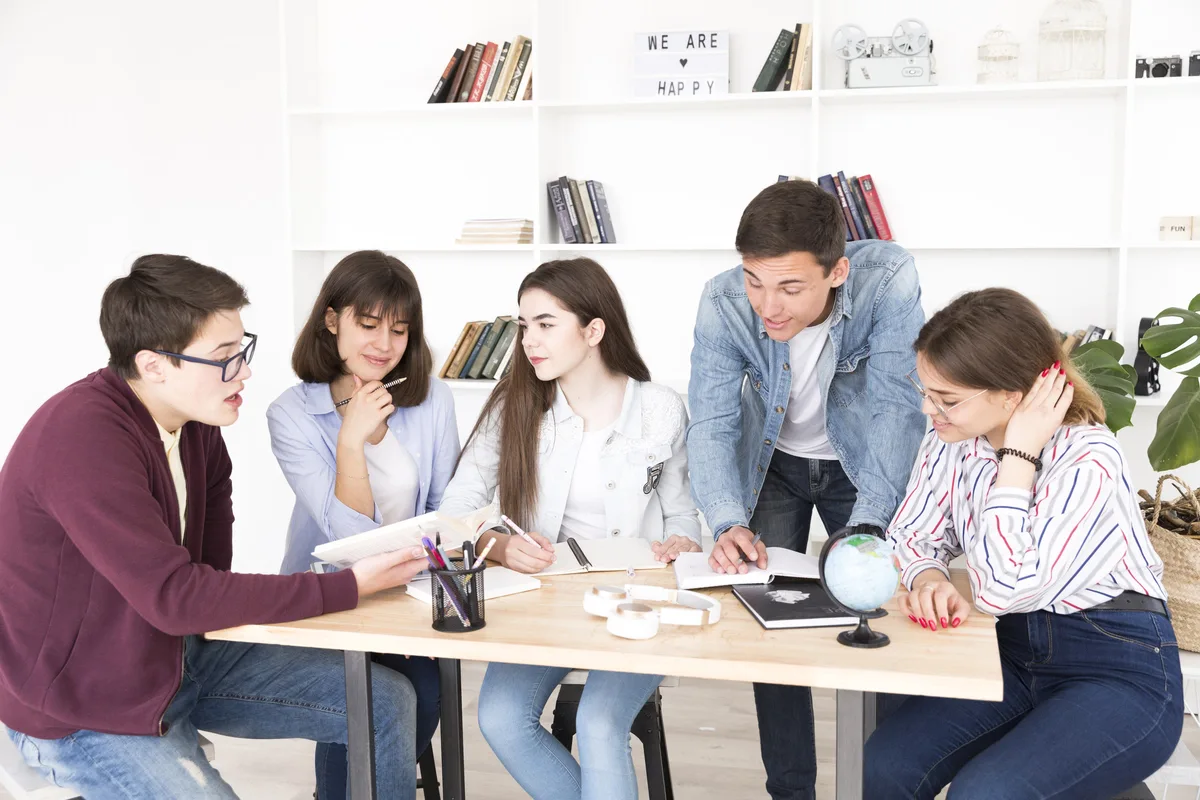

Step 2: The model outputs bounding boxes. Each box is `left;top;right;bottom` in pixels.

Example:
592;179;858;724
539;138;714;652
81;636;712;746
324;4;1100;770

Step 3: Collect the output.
679;58;688;68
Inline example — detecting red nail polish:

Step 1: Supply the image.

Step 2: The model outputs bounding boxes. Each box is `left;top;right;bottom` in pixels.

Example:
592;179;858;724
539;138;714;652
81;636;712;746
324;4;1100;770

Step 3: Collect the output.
1059;368;1065;375
1041;369;1049;377
909;615;918;623
940;617;948;628
952;618;961;627
919;619;927;629
1053;360;1060;369
1068;381;1073;387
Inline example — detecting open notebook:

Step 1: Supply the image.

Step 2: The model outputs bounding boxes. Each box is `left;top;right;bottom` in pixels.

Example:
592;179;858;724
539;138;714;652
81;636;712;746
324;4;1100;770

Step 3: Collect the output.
533;537;668;577
311;509;487;570
672;547;820;590
406;566;542;604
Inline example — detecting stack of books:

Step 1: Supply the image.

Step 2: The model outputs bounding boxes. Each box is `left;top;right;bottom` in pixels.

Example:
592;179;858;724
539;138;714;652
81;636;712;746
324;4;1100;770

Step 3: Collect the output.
428;36;533;104
547;177;616;244
811;172;893;242
439;315;520;381
753;24;815;92
456;219;533;245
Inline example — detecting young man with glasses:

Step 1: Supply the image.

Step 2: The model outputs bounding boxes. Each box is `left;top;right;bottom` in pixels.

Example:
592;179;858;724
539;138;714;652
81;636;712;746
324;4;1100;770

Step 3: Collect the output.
0;255;428;799
686;180;928;800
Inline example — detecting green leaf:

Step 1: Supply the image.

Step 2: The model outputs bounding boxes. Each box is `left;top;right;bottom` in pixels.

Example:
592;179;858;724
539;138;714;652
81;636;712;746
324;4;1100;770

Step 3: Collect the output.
1143;304;1200;377
1149;377;1200;471
1070;340;1136;434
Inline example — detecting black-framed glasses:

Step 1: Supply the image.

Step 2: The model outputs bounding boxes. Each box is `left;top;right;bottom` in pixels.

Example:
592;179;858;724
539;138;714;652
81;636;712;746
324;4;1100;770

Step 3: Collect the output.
906;368;986;421
155;332;257;383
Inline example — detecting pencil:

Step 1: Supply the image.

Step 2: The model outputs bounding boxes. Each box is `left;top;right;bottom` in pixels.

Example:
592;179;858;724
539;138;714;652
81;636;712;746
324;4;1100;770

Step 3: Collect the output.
333;377;407;408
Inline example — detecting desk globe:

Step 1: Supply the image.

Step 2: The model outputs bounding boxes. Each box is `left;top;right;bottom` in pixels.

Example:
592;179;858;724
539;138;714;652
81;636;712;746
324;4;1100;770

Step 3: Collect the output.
818;527;901;648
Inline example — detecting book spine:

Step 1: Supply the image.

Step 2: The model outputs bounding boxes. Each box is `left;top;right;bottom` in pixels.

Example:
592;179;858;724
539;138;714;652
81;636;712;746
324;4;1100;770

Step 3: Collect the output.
505;41;532;102
460;322;493;378
446;43;474;104
585;180;607;243
849;177;877;239
797;24;814;91
458;44;484;102
567;179;592;243
577;178;601;243
547;181;577;243
484;42;510;102
447;322;483;379
522;70;533;101
492;36;525;102
591;181;616;243
836;171;867;240
468;42;497;102
782;24;801;90
558;176;583;243
482;320;519;378
428;48;463;103
439;321;473;377
858;175;892;240
830;174;858;241
468;316;509;379
753;29;795;92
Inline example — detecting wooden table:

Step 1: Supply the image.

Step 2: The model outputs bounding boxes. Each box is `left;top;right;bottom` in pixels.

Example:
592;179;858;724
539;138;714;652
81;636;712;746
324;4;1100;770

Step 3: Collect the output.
207;569;1001;800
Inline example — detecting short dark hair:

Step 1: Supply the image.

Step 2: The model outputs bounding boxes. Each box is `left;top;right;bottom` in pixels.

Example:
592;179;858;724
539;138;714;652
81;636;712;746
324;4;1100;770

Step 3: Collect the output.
734;179;846;273
100;254;249;380
291;250;431;407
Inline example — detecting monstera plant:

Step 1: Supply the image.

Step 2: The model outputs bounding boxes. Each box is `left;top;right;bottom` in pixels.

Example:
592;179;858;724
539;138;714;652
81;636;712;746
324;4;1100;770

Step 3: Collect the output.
1140;293;1200;472
1069;338;1138;435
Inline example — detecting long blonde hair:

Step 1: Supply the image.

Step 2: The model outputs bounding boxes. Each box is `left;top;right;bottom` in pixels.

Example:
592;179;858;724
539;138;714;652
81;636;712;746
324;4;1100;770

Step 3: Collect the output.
915;288;1104;426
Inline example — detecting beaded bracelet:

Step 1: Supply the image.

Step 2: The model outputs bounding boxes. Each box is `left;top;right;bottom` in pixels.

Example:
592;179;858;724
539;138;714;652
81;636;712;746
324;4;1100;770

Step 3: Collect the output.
996;448;1043;471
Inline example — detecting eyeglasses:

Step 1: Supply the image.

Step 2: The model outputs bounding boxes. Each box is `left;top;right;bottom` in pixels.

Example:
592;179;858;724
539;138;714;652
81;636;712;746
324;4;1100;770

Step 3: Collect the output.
906;368;986;421
155;332;257;383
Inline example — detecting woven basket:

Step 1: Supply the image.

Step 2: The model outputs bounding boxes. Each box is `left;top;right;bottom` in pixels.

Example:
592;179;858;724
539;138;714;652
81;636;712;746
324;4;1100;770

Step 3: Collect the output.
1145;474;1200;653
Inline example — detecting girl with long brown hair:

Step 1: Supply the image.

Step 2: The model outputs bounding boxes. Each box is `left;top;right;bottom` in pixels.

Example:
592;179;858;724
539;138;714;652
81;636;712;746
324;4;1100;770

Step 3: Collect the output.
864;288;1181;798
439;258;700;800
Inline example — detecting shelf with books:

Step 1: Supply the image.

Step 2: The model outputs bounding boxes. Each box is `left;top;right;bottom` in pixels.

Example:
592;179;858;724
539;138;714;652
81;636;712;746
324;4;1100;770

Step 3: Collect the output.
292;244;536;253
288;102;534;117
817;78;1129;104
537;91;814;112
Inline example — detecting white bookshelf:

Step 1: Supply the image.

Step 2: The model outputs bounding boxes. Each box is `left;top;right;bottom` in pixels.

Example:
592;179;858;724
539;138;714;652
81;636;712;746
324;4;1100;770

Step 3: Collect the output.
279;0;1200;488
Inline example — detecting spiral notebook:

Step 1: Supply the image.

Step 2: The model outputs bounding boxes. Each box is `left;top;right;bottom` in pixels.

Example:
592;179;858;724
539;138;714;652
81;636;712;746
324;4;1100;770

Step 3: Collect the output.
533;537;668;577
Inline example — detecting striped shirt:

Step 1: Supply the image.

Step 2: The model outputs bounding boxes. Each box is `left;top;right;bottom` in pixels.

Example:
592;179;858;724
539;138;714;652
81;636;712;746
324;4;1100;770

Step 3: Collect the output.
887;425;1165;616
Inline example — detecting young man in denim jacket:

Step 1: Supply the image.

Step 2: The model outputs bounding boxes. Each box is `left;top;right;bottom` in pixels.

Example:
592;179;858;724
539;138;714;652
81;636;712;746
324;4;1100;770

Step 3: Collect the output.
686;179;927;800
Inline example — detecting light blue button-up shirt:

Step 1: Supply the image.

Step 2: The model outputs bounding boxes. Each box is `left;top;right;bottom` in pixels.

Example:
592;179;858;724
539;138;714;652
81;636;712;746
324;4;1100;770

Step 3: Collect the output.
267;378;460;575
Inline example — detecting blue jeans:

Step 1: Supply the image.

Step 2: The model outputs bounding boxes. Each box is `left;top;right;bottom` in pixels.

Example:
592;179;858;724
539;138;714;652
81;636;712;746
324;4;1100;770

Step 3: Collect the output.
749;452;857;800
477;663;663;800
865;609;1183;799
6;636;417;800
316;653;439;800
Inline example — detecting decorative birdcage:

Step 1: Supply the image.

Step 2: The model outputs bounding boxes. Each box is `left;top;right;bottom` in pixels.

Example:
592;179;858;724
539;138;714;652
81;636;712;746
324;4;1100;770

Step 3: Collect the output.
1038;0;1107;81
977;27;1020;83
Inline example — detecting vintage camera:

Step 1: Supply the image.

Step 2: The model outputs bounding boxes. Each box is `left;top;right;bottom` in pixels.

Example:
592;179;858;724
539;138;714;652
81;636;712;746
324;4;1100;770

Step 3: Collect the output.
832;18;936;89
1136;55;1183;78
1191;51;1200;77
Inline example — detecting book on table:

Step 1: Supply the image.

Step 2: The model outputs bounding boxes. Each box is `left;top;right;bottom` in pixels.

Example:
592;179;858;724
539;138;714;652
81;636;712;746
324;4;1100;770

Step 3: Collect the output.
671;546;819;590
533;537;668;577
732;578;859;630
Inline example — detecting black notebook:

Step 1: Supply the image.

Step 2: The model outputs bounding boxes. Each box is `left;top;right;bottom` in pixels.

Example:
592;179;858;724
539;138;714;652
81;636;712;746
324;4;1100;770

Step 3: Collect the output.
732;578;859;630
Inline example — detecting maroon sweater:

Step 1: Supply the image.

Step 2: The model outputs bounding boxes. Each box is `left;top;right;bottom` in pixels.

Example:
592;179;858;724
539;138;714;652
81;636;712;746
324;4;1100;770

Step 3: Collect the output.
0;369;358;739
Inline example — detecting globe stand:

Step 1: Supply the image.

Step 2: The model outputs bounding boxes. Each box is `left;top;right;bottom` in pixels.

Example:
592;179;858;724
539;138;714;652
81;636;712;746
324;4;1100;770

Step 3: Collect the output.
838;613;890;649
818;526;898;650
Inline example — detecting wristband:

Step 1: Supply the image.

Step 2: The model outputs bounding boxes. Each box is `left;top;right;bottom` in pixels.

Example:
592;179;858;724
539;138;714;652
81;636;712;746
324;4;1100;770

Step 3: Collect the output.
996;448;1043;471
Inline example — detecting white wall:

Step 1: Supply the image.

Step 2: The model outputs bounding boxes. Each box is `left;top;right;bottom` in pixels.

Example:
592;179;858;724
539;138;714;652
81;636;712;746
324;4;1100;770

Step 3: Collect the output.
0;0;295;573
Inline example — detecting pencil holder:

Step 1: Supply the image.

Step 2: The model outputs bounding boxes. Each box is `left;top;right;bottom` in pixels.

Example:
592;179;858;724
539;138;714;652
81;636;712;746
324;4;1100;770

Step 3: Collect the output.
430;556;487;633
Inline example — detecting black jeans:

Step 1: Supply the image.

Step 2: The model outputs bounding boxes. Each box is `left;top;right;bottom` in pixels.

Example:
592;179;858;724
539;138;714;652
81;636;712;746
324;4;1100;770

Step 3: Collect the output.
748;450;866;800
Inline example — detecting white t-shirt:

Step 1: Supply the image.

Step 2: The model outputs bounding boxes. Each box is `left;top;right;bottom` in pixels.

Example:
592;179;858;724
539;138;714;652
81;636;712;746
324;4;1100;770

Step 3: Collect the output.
558;423;615;542
363;432;421;526
775;314;837;460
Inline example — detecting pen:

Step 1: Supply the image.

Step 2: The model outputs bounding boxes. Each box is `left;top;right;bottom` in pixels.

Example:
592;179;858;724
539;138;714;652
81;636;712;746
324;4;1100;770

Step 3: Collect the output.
421;540;471;626
737;531;764;565
333;377;408;408
470;537;496;569
501;514;549;551
421;537;446;569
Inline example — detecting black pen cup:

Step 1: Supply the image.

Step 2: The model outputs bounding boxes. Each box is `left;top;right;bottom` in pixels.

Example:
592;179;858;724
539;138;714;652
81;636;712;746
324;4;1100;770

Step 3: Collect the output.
430;556;486;633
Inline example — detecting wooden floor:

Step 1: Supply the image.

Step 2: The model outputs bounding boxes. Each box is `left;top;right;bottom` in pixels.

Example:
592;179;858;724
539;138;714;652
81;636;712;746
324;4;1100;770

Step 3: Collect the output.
5;659;1197;799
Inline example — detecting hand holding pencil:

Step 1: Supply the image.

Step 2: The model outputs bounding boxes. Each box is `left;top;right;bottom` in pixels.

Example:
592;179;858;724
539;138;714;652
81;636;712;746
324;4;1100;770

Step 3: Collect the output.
497;514;556;574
